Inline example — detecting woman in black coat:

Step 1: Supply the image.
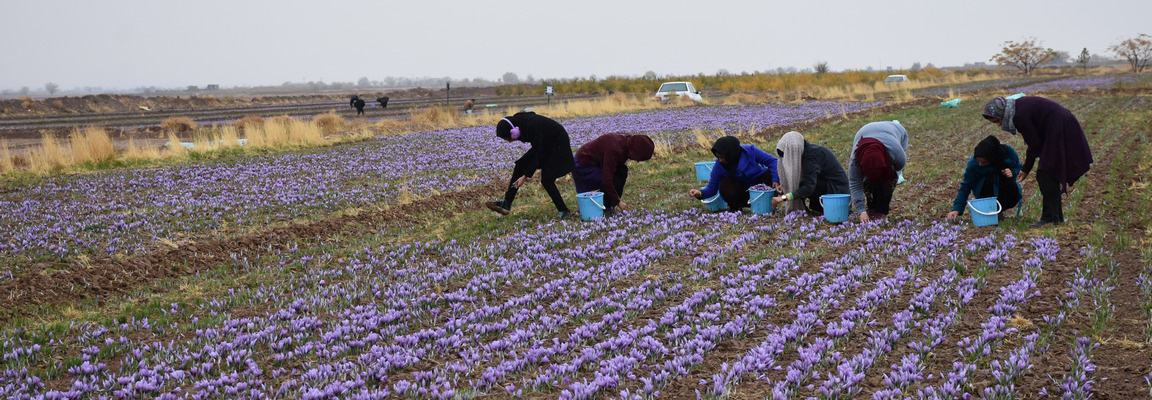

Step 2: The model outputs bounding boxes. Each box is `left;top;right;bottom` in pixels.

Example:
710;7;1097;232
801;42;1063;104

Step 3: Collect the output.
486;112;577;219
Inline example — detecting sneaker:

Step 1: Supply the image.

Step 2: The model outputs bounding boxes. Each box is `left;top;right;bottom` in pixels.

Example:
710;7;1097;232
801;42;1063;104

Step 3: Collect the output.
485;200;510;215
558;211;575;220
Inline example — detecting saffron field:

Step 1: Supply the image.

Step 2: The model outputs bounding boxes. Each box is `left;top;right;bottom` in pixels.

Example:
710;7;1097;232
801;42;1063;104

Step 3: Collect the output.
1;85;1150;399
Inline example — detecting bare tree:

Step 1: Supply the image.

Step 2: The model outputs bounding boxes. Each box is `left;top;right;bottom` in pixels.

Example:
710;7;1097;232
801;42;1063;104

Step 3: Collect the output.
990;37;1057;75
501;72;520;84
814;61;830;74
45;82;59;94
19;86;30;95
1108;33;1152;73
357;77;371;87
643;70;658;80
1076;48;1091;72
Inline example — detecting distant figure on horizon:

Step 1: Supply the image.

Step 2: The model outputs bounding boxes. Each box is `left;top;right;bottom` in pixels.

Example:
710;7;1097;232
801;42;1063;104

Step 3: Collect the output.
377;96;390;109
353;98;366;115
349;95;360;109
464;98;475;114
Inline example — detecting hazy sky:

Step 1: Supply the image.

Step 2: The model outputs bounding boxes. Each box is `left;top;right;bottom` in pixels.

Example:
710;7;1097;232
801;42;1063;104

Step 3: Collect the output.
2;0;1148;92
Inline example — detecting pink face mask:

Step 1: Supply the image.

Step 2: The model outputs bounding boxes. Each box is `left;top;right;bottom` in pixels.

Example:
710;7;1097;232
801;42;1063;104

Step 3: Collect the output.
501;118;520;140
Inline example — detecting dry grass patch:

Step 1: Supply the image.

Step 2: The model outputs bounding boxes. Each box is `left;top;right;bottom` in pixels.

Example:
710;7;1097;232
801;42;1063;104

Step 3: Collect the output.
313;111;346;133
68;127;116;164
234;115;265;127
0;139;15;173
161;116;197;133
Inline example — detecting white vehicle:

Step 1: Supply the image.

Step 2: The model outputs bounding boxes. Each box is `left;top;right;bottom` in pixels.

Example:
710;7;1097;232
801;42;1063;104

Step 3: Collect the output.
654;81;703;102
884;75;910;84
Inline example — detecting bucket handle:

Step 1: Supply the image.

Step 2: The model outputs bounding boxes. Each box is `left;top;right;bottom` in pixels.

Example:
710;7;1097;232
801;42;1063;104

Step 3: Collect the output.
702;194;722;204
705;162;714;171
582;192;606;210
967;199;1002;216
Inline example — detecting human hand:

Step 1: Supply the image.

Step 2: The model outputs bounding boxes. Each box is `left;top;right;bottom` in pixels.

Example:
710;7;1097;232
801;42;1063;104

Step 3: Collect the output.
1002;169;1013;178
859;212;870;223
618;201;629;211
689;189;702;199
772;196;785;208
514;176;527;188
772;182;781;191
1016;171;1028;183
946;211;960;222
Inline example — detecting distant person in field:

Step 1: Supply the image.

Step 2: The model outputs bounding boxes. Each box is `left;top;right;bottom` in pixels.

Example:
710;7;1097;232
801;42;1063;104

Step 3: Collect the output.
848;120;909;223
571;133;655;217
946;135;1023;223
463;98;475;114
688;136;780;212
771;131;850;215
353;98;366;115
982;96;1092;228
349;95;360;109
377;96;390;109
486;111;576;219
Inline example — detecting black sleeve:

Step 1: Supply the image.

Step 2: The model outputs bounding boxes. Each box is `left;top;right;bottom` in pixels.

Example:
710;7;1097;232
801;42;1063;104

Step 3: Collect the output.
513;148;539;179
794;155;821;199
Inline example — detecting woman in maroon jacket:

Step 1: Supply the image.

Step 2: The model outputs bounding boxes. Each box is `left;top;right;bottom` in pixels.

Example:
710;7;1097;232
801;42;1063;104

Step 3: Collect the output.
572;133;655;216
982;96;1093;227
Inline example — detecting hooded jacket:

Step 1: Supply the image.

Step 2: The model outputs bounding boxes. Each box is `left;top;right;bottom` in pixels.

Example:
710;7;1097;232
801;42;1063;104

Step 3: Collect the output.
575;133;654;207
698;144;780;200
497;112;576;180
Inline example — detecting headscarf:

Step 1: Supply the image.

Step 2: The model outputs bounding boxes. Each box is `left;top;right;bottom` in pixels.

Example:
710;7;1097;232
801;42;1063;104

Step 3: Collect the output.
973;135;1008;169
711;136;743;175
854;138;895;183
627;134;655;161
775;131;806;212
982;97;1018;134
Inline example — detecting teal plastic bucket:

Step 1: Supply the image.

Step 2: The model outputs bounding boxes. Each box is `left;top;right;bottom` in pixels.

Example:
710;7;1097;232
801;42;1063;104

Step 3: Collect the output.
820;194;851;223
748;189;775;215
577;192;606;220
967;197;1002;227
694;161;715;181
702;193;728;212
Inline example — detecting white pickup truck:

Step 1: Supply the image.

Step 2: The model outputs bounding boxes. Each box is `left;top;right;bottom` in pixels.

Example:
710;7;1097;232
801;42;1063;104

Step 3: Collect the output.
654;81;703;102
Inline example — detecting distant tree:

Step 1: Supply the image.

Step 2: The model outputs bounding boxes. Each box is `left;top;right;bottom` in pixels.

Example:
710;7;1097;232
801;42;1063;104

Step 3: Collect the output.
814;61;830;74
502;72;520;84
990;37;1057;75
19;86;30;95
1108;34;1151;73
44;82;59;94
643;70;658;80
525;74;535;84
1076;48;1091;71
357;77;371;87
717;68;731;77
925;63;936;70
909;62;922;71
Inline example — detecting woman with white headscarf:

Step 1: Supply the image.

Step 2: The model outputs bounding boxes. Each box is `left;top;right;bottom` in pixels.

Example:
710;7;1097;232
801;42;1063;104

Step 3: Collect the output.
771;131;849;214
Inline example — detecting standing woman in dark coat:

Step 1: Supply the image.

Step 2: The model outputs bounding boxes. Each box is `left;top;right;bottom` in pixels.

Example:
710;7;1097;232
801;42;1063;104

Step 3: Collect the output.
687;136;780;212
770;131;850;215
982;96;1093;227
486;112;577;219
572;133;655;217
945;135;1023;222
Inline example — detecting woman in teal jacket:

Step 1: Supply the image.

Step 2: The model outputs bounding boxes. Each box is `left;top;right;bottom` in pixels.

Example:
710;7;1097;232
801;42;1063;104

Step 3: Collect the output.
946;135;1023;222
688;136;780;212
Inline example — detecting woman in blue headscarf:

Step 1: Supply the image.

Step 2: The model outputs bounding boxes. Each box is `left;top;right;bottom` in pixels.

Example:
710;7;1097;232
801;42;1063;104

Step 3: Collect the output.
982;96;1092;227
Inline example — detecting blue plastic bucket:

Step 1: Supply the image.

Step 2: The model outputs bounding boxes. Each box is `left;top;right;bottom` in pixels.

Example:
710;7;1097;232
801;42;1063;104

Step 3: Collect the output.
820;194;851;223
694;161;715;181
967;197;1002;227
748;189;775;215
577;192;606;220
702;193;728;212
